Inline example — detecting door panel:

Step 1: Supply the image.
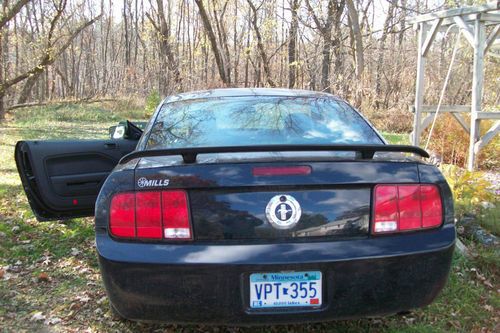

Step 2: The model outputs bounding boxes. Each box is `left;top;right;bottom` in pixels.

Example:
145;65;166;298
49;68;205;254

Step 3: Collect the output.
15;139;137;221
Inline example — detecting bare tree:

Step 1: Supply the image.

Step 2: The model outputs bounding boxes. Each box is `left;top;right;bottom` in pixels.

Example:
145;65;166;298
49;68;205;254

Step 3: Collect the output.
17;11;103;104
374;0;396;105
246;0;276;87
305;0;344;93
194;0;230;86
2;0;493;139
146;0;183;94
0;0;30;119
288;0;300;88
346;0;363;80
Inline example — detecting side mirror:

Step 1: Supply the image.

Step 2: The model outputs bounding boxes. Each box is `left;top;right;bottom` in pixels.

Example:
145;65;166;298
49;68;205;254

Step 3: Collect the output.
109;125;126;139
108;121;144;140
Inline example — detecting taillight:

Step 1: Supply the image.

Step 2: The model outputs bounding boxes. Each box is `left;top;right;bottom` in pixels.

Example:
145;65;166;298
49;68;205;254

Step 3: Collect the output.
372;184;442;234
109;190;192;240
109;193;135;238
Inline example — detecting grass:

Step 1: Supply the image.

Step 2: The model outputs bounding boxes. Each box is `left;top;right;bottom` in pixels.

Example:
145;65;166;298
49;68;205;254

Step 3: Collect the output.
380;132;410;145
476;204;500;236
0;103;498;332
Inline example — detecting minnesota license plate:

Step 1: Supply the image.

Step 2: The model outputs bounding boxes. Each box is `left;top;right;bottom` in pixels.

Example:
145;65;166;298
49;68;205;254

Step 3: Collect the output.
249;271;322;308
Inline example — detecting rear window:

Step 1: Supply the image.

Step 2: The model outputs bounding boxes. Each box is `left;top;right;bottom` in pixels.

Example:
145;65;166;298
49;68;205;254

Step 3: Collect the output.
146;96;382;149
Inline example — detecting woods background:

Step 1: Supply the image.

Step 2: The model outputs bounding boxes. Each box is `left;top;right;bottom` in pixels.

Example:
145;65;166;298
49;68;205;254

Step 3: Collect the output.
0;0;498;139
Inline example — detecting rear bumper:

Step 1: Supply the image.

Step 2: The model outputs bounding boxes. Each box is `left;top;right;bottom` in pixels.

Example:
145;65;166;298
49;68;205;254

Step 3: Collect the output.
96;224;455;325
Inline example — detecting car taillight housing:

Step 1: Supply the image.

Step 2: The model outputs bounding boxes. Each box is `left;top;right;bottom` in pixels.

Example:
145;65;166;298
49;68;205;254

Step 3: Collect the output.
109;190;192;240
372;184;442;234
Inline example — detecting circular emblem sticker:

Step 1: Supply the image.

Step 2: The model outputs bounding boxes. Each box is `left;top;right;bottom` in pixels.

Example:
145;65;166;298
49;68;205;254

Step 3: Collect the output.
265;195;302;230
137;177;148;188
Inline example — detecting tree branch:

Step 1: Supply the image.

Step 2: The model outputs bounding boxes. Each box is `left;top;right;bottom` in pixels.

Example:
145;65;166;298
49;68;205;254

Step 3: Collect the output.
0;0;30;30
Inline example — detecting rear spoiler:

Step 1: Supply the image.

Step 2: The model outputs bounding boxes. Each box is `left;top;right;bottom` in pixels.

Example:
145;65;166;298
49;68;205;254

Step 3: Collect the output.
119;144;429;164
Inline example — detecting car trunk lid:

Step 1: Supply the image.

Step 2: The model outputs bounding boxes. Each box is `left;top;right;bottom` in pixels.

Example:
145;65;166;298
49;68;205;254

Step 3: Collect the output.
134;156;420;241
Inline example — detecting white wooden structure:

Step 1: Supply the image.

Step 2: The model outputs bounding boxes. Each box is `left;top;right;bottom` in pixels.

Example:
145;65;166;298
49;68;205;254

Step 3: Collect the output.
410;1;500;170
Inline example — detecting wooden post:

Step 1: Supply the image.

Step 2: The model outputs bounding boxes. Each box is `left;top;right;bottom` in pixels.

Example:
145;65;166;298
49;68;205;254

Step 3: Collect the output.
468;16;485;171
412;23;428;146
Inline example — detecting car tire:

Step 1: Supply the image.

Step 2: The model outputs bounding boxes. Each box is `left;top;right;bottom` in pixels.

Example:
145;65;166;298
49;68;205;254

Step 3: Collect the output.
109;303;127;322
397;311;412;316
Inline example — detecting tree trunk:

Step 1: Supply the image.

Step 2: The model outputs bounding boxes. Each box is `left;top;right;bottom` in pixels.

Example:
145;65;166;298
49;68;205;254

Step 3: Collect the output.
320;36;332;93
194;0;229;86
288;0;299;88
17;74;39;104
305;0;339;93
375;0;395;105
246;0;276;87
331;1;344;92
147;0;183;93
0;5;5;121
123;0;130;66
346;0;363;80
399;0;406;46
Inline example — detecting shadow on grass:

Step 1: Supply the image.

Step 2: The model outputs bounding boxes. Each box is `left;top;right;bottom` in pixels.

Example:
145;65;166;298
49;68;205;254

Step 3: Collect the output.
0;182;98;269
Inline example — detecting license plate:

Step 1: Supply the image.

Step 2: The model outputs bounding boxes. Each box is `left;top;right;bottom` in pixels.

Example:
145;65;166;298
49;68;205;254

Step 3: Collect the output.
249;271;322;308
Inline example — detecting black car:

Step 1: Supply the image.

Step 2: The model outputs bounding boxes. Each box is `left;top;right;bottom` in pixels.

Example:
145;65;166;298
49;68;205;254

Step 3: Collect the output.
15;88;455;325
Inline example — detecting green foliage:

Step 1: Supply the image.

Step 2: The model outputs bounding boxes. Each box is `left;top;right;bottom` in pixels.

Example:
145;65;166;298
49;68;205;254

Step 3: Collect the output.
441;165;495;215
145;90;161;117
475;203;500;236
441;164;498;235
472;243;500;279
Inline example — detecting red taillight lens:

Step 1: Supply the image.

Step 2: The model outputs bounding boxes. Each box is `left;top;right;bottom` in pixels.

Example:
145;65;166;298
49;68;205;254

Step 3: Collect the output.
110;193;135;238
420;185;443;228
252;166;311;176
109;190;191;240
136;192;162;239
373;184;442;234
398;186;422;231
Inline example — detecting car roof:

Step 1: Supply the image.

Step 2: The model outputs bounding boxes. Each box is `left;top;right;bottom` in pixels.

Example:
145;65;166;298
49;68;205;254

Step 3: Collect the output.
163;88;339;104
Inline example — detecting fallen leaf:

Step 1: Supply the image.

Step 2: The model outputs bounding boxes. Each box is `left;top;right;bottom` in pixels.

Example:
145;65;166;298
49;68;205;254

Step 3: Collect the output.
483;280;493;288
44;317;62;325
76;294;91;303
0;269;4;279
38;272;49;282
30;311;45;321
97;296;107;304
69;302;81;311
484;305;493;312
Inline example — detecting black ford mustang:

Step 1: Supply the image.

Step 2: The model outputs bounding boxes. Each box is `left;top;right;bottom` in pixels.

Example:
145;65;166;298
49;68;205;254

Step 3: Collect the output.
15;88;455;325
